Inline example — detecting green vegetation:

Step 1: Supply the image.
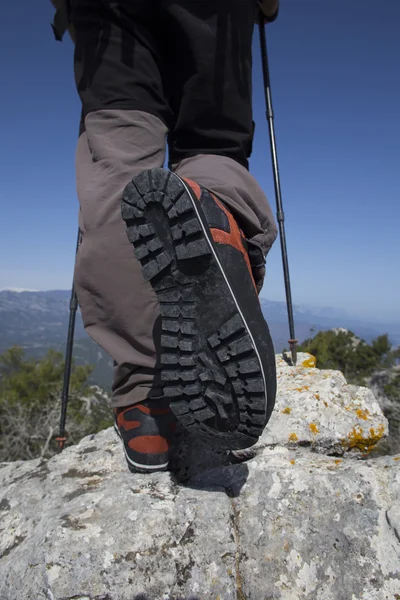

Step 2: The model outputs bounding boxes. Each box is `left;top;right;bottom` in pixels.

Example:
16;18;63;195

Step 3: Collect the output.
384;373;400;402
2;329;399;463
0;347;113;463
298;330;399;385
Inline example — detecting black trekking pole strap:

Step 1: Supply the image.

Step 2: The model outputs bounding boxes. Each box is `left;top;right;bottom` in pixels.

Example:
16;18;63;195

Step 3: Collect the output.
57;229;81;451
258;14;298;365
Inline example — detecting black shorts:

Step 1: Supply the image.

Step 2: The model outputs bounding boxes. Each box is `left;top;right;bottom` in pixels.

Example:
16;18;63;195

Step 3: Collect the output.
71;0;257;168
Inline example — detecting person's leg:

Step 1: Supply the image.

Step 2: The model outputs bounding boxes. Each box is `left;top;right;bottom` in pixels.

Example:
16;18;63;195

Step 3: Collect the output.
70;0;187;472
173;155;278;292
119;0;276;449
163;0;278;286
163;0;255;169
70;0;171;409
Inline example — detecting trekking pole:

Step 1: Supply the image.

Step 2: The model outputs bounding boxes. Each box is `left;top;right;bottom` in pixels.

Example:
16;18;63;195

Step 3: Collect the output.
258;14;298;366
56;229;81;451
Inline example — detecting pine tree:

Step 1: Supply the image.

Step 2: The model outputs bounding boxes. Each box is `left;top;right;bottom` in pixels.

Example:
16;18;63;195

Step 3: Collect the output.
0;347;112;462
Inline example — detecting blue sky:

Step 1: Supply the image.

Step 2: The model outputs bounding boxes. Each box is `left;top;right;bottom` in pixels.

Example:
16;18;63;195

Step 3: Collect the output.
1;1;399;323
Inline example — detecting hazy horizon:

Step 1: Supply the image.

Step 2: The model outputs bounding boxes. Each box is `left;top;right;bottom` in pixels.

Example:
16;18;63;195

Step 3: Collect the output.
1;287;399;327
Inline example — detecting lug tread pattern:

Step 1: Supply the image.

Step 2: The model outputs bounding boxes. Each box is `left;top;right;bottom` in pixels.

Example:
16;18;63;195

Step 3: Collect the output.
121;168;268;450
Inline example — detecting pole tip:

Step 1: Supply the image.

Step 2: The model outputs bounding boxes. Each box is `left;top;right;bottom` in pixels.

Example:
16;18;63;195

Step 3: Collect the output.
55;435;68;452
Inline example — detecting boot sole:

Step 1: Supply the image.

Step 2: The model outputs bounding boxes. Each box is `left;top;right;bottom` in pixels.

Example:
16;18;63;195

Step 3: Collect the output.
121;168;270;450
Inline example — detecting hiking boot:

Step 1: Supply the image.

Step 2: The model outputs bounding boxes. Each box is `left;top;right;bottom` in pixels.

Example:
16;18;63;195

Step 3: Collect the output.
121;168;276;450
114;398;176;473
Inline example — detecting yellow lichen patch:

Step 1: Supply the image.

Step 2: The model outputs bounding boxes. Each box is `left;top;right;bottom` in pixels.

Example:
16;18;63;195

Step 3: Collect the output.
342;424;385;454
302;355;316;368
356;409;370;421
369;425;385;438
309;423;319;434
288;433;298;442
296;385;309;392
290;459;296;465
314;393;320;400
393;457;400;461
282;407;292;414
334;459;342;465
323;401;329;408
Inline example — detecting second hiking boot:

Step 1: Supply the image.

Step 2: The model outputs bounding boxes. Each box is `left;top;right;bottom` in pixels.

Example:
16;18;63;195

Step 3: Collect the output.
114;398;176;473
121;168;276;450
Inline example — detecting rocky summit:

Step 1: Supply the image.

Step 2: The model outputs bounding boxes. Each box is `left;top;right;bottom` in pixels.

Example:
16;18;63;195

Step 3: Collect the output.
0;354;399;600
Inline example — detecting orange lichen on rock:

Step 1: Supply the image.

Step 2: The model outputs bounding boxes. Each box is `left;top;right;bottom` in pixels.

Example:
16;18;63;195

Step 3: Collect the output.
302;356;317;368
314;393;320;400
334;459;342;465
282;407;292;414
309;423;319;434
356;408;370;421
342;424;385;454
369;425;385;438
296;385;309;392
288;433;298;442
290;459;296;465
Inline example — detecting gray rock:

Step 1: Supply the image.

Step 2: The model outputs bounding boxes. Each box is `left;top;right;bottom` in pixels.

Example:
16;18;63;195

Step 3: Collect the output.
233;446;400;600
0;356;398;600
0;430;239;600
259;354;389;455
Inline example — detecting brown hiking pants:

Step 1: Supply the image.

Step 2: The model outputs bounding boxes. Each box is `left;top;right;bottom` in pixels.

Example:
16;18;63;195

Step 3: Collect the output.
72;1;278;408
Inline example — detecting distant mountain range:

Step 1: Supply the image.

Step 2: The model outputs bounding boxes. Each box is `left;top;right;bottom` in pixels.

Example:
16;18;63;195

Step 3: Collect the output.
0;290;113;389
1;290;399;390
